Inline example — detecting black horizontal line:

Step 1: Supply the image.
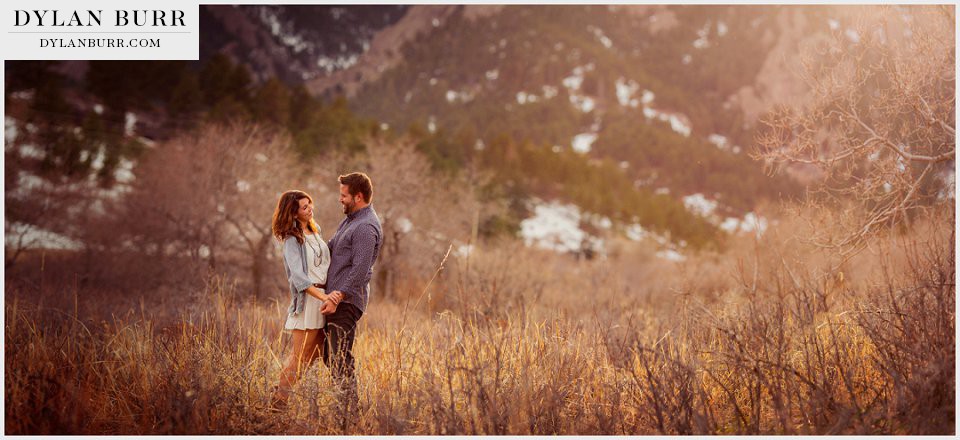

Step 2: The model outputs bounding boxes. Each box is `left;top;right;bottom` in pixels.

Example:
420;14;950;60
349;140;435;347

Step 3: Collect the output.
8;31;190;34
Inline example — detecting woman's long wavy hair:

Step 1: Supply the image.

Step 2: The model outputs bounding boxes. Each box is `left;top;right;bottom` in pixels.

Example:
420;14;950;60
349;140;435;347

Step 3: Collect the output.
271;190;318;244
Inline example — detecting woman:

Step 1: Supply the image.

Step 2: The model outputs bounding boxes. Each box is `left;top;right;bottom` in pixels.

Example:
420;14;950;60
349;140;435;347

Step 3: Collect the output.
269;190;343;410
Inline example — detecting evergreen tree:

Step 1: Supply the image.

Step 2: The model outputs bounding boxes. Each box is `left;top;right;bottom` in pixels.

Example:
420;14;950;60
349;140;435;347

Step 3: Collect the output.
250;78;291;128
168;69;203;131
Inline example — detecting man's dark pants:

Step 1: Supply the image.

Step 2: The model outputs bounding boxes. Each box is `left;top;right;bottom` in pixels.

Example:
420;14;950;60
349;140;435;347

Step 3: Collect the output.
322;302;363;422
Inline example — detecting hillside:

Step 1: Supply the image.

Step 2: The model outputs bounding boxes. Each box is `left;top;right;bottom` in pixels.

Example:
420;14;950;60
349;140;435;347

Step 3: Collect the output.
342;5;819;246
6;5;883;256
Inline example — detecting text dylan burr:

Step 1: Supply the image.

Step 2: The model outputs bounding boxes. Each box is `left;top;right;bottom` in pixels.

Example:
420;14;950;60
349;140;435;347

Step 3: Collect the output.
15;10;186;27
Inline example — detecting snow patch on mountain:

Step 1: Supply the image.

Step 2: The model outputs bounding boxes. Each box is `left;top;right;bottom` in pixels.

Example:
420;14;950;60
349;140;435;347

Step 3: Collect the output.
516;91;540;105
717;20;728;36
519;200;610;257
5;116;17;145
656;249;686;262
623;221;687;261
563;70;585;90
625;223;647;241
693;21;711;49
615;78;641;107
115;158;136;184
719;212;769;235
18;144;44;160
519;199;700;262
706;133;741;153
541;85;558;99
317;54;359;74
257;7;313;54
124;112;137;136
446;88;476;104
708;134;729;151
628;85;692;137
6;222;84;251
644;107;692;137
588;25;613;49
570;95;595;113
683;193;718;217
571;133;598;154
520;200;587;253
562;64;596;113
641;90;655;104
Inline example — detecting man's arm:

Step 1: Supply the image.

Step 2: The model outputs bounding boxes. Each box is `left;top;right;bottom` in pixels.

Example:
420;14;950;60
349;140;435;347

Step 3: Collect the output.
337;224;380;302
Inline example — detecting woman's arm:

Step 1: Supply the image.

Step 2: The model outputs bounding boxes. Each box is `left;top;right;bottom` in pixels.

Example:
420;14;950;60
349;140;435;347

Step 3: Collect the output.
305;285;336;302
284;237;341;303
282;237;315;295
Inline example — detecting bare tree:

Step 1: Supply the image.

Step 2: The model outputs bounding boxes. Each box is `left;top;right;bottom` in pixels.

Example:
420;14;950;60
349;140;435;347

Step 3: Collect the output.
755;6;955;255
4;121;105;269
118;124;300;297
363;137;482;299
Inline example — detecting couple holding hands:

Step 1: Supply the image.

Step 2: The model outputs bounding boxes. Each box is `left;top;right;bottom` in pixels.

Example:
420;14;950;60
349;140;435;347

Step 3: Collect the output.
268;172;382;422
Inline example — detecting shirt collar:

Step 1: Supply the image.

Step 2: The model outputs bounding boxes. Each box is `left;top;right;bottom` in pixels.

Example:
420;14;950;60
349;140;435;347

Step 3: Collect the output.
347;204;371;220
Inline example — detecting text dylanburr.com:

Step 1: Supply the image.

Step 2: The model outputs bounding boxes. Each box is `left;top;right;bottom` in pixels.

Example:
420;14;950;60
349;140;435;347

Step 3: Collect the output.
4;3;198;60
39;37;161;48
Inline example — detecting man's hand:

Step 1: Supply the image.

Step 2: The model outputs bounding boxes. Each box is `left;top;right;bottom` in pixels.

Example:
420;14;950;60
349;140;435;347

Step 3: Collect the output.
319;299;338;315
327;291;344;306
319;291;343;315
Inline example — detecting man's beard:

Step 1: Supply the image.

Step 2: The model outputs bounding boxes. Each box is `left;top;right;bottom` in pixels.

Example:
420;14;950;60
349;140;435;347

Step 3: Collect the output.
342;201;354;214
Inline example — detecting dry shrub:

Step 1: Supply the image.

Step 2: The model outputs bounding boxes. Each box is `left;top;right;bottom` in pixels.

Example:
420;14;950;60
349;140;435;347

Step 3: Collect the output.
851;215;955;433
5;206;953;434
441;239;549;319
633;206;956;435
5;279;340;435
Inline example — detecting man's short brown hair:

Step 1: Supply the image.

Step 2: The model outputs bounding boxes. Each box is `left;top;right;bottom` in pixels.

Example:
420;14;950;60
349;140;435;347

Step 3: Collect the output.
339;172;373;203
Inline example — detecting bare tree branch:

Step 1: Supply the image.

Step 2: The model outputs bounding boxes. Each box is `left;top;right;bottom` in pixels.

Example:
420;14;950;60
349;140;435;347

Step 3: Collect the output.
755;6;955;252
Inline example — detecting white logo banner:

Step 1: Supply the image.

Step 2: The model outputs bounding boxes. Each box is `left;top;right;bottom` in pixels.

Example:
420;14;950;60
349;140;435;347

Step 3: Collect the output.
3;1;198;60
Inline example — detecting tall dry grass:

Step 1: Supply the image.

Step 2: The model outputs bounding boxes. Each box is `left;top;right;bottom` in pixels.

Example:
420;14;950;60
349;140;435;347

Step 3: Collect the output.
4;210;954;434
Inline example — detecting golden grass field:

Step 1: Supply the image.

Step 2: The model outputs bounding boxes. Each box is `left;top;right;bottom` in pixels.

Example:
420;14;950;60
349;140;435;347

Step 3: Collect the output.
4;210;955;435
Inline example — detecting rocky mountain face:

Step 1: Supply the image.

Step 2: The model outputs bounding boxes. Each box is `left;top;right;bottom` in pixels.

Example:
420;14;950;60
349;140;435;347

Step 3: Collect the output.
200;5;409;84
7;5;881;255
195;4;859;248
304;5;504;98
202;5;840;127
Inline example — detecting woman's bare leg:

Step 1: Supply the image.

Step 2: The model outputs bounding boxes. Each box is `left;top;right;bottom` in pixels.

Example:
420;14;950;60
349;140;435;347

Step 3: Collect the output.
273;329;323;406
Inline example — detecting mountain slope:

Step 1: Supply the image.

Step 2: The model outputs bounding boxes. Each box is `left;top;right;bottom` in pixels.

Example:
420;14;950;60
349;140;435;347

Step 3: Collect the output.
200;5;409;84
8;5;867;254
346;5;813;215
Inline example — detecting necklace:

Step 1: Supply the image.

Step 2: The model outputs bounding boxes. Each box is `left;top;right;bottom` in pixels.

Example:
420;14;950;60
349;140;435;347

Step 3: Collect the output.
305;233;325;267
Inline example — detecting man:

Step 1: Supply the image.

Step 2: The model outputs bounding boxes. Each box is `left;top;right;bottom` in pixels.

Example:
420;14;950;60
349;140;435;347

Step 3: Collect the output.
321;172;382;424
